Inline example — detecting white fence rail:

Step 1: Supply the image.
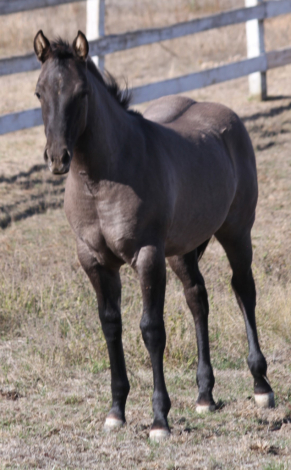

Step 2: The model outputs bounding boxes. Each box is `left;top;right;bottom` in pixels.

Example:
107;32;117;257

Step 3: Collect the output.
0;0;83;15
1;0;291;135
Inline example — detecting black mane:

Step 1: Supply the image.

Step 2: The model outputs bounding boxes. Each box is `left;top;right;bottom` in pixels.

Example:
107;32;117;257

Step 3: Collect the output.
87;59;132;111
50;38;132;111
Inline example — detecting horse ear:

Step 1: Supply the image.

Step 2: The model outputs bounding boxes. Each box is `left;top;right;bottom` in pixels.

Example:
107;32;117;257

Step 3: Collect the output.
34;30;51;63
73;31;89;61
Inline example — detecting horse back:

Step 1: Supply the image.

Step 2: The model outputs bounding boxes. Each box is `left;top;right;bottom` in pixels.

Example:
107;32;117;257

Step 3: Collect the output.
145;95;257;204
143;96;258;252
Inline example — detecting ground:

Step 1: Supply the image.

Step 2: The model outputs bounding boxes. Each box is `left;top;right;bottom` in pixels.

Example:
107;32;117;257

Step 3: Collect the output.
0;1;291;469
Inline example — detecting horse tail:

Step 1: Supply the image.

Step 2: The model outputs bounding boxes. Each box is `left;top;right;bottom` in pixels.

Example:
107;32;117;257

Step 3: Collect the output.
197;238;211;262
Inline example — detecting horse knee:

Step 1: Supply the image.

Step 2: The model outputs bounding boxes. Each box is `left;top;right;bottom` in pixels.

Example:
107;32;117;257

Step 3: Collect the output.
99;311;122;342
140;318;166;352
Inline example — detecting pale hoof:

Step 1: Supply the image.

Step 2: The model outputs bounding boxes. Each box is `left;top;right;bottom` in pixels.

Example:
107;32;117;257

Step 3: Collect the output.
149;428;170;442
196;403;216;414
254;392;275;408
104;417;124;432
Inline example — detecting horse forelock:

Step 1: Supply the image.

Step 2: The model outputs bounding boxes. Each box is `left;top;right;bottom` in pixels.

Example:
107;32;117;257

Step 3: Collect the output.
50;38;75;60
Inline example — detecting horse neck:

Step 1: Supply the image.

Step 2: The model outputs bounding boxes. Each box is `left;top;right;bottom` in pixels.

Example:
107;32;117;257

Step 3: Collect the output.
72;72;133;180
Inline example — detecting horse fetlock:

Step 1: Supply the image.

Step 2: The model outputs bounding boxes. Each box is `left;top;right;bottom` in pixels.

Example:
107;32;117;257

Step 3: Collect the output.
196;373;215;413
249;353;273;396
112;382;130;403
253;375;273;395
152;390;171;415
107;399;127;423
247;351;267;378
196;364;215;390
151;414;170;437
151;393;171;438
196;389;216;412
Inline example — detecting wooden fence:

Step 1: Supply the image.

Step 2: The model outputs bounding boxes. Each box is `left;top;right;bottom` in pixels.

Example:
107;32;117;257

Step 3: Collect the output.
1;0;291;135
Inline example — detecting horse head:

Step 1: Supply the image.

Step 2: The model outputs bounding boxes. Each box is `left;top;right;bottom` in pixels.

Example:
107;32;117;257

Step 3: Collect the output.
34;30;89;174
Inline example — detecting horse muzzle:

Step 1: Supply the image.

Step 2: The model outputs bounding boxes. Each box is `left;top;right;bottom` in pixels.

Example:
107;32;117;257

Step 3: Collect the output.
44;147;71;175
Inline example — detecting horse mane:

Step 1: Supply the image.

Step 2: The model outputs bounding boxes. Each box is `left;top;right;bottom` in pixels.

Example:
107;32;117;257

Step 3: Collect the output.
87;58;132;111
49;38;133;112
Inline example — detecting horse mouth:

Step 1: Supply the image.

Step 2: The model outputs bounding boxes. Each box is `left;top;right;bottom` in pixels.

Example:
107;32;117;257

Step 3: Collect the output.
47;158;71;175
50;166;70;175
44;148;71;175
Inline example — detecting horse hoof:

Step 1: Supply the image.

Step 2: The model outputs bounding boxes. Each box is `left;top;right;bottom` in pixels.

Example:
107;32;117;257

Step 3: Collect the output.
149;428;170;442
254;392;275;408
196;403;216;414
104;417;124;432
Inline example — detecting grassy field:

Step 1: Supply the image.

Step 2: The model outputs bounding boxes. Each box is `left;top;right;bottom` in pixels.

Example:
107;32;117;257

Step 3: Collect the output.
1;1;291;468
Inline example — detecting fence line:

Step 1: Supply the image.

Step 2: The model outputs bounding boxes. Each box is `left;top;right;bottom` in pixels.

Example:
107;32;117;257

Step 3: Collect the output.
2;1;291;77
86;0;105;69
0;0;84;15
2;46;291;136
88;0;291;55
1;0;291;134
246;0;267;99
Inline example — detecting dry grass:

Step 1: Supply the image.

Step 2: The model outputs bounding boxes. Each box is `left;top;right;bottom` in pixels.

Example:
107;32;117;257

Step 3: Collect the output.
0;1;291;468
1;0;291;115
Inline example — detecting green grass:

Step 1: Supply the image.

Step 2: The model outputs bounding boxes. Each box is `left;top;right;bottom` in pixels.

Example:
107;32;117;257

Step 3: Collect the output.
264;464;290;470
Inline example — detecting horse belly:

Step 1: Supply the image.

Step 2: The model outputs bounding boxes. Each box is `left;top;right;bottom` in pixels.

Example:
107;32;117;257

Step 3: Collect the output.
165;209;225;256
165;163;236;256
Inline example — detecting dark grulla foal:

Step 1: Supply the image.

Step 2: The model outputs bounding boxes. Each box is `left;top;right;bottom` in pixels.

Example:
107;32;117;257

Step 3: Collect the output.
34;30;274;440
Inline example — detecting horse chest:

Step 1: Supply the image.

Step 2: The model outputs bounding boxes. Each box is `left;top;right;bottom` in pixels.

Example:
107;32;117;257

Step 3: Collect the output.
65;177;143;265
95;194;142;263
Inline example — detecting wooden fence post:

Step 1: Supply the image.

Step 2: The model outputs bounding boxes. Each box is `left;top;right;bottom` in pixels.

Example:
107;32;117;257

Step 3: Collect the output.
245;0;267;100
86;0;105;71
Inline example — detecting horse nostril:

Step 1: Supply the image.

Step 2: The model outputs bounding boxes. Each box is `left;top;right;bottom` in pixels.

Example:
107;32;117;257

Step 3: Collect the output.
61;149;70;167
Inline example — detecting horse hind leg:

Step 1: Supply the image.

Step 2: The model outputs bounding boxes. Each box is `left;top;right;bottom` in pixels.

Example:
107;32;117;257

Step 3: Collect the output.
215;227;274;408
168;250;216;413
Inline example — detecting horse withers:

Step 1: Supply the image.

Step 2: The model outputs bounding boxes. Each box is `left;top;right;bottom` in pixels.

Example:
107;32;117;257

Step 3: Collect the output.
34;30;274;440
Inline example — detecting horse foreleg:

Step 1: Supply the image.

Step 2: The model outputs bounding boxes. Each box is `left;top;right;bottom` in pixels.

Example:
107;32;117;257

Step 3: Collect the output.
136;245;171;441
169;251;215;413
77;240;130;430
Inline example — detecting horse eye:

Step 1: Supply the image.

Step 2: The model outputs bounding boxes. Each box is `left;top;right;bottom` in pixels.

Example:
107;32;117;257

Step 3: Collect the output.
35;92;41;100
